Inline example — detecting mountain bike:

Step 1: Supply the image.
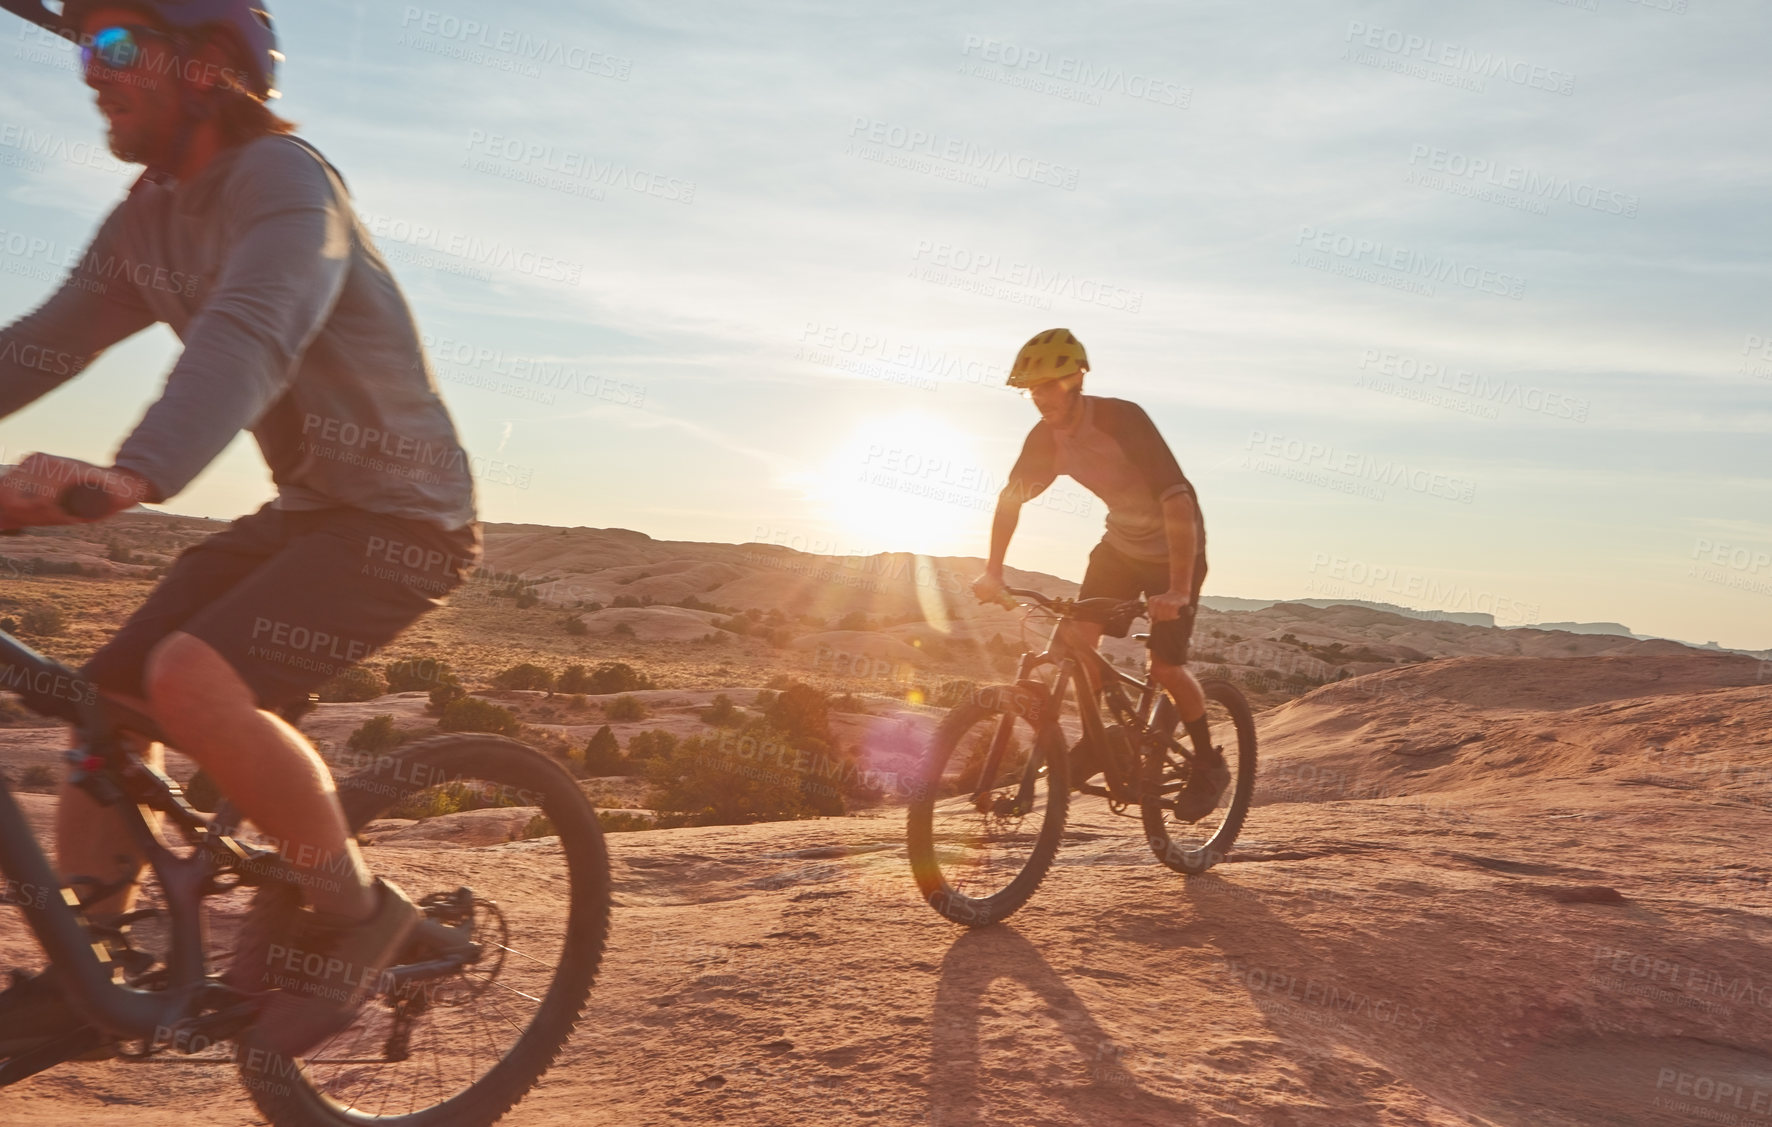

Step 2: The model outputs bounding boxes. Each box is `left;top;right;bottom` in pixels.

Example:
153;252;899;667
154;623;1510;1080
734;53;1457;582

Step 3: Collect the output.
0;492;611;1126
906;587;1256;927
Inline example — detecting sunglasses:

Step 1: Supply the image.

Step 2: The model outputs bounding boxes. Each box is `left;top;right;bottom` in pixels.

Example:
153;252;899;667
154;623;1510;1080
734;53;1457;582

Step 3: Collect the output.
79;24;174;73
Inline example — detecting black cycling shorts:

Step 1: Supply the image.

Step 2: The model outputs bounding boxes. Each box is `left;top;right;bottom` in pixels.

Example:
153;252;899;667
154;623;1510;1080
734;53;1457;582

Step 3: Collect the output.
83;504;480;709
1076;539;1207;667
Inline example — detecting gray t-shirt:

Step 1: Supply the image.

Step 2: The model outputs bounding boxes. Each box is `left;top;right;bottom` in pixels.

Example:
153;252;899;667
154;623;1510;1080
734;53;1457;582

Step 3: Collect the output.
0;134;476;529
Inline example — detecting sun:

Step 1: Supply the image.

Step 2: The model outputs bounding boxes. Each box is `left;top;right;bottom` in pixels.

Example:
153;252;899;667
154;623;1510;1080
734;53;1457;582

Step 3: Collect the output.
795;411;990;555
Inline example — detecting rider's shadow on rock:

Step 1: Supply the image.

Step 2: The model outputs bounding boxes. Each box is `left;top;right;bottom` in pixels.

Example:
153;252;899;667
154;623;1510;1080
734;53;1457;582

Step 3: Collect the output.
927;925;1200;1127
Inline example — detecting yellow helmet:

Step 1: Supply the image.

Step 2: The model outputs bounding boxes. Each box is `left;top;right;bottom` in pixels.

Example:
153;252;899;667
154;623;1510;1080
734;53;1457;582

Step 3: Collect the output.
1007;328;1088;388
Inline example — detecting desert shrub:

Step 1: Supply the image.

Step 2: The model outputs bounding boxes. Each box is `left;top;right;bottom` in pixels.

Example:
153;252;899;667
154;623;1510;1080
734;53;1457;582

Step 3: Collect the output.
766;683;833;744
389;779;530;819
566;693;588;710
18;764;58;793
837;610;871;631
522;813;555;839
586;662;654;694
346;714;403;754
612;622;636;638
316;664;387;703
0;617;17;633
427;680;467;715
493;663;555;693
438;696;520;735
626;728;678;761
597;811;654;833
19;603;65;637
385;657;455;693
564;616;588;636
611;594;646;609
605;694;647;722
643;734;809;826
557;664;592;694
580;724;626;775
514;592;540;609
832;693;865;713
717;616;752;636
698;693;739;727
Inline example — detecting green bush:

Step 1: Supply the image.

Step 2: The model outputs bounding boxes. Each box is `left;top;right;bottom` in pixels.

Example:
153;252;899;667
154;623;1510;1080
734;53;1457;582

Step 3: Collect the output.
385;657;455;693
438;696;520;735
626;728;678;761
766;682;832;744
597;811;655;833
18;764;58;793
522;813;555;839
316;664;388;703
493;663;555;692
644;734;808;826
698;693;739;727
427;680;467;715
579;724;626;775
605;695;647;722
346;714;403;754
19;603;65;637
586;662;654;694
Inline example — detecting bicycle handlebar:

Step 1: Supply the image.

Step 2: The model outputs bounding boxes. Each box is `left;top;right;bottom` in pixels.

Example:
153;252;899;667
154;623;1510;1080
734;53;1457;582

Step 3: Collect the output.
0;483;115;535
997;586;1146;622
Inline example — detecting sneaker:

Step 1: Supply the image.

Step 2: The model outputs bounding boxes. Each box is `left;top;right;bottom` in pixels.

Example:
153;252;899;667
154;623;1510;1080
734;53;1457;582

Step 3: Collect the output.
1172;758;1231;823
242;878;421;1060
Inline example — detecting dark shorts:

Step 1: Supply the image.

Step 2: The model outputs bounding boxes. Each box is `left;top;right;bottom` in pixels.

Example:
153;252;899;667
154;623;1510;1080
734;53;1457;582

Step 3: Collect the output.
1077;539;1207;667
84;504;481;709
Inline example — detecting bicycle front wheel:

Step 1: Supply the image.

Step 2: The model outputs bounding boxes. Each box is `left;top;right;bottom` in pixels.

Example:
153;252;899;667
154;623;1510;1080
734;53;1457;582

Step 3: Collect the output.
236;734;610;1127
906;688;1068;927
1142;678;1258;875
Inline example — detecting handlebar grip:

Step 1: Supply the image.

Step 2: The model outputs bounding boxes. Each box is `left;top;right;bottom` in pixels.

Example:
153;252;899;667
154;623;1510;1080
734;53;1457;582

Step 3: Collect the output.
60;483;113;520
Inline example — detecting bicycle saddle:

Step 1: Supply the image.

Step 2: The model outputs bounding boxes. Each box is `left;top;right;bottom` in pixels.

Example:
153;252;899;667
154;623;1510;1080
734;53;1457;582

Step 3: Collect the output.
1070;598;1141;636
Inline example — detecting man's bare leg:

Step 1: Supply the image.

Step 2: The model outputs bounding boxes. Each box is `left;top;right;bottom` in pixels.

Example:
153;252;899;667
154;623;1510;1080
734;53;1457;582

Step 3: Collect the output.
60;631;378;921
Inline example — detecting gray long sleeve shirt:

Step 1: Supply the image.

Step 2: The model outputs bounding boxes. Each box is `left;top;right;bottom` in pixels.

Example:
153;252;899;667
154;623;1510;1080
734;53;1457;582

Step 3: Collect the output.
0;134;476;529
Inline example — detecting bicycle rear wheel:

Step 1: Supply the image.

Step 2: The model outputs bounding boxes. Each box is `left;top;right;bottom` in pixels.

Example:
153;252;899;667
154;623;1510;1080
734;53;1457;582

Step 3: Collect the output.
906;688;1068;927
1141;678;1257;875
235;734;609;1127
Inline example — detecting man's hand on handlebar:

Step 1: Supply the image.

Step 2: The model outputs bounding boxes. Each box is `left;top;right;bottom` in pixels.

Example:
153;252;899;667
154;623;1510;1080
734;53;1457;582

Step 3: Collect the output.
1147;587;1192;623
972;570;1005;604
0;454;153;530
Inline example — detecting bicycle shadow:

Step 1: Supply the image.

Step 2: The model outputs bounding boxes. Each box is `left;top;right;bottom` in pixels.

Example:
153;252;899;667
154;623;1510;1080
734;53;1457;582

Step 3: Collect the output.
927;924;1202;1127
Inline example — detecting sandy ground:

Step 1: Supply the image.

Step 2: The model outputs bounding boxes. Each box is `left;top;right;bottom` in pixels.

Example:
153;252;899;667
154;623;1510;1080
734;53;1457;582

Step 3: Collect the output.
2;652;1768;1125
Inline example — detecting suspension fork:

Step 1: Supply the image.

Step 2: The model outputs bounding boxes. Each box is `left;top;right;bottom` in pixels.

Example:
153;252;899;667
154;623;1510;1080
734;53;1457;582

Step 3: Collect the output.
970;651;1062;813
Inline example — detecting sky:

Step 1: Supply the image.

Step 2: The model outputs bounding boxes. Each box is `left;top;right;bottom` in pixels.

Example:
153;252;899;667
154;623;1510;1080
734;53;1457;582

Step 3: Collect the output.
0;0;1767;650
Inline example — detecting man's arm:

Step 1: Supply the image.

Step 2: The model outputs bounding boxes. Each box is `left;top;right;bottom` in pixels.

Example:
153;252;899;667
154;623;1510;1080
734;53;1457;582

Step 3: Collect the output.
113;139;350;502
0;209;154;420
975;424;1055;601
1160;490;1199;593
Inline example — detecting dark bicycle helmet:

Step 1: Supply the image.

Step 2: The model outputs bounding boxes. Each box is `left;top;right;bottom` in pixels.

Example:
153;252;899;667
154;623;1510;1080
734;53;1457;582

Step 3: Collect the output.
0;0;280;100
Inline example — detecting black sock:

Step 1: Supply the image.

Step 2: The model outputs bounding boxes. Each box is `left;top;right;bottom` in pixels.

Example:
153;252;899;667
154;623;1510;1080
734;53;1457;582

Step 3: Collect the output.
1184;717;1218;764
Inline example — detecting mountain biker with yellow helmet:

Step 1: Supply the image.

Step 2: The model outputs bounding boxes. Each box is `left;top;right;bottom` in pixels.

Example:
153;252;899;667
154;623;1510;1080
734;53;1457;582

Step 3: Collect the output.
0;0;477;1060
972;329;1229;820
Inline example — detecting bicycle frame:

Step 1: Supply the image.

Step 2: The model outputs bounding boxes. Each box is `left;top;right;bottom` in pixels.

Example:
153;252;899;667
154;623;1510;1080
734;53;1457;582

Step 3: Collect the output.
0;630;225;1058
971;601;1166;812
